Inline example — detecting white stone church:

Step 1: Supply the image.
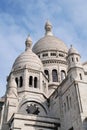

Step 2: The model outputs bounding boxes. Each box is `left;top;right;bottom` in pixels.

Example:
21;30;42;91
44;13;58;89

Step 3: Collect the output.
0;21;87;130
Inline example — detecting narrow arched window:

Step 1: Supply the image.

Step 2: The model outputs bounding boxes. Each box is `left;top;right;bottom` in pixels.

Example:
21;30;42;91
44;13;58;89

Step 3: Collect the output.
61;70;66;81
79;73;82;80
72;57;74;62
44;70;49;81
34;77;37;88
20;76;23;87
76;57;78;62
69;97;72;108
29;76;33;86
66;96;69;110
15;77;18;86
52;69;58;82
64;103;66;113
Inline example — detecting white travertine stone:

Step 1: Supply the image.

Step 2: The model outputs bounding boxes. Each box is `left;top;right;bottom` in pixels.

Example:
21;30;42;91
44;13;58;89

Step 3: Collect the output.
1;22;87;130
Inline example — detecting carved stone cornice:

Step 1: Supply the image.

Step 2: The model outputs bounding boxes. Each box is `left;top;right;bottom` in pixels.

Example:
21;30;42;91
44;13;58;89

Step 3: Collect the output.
42;59;67;65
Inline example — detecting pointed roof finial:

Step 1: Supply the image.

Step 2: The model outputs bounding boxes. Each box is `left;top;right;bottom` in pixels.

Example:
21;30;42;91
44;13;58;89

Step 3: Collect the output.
70;44;73;48
25;35;32;51
45;20;53;36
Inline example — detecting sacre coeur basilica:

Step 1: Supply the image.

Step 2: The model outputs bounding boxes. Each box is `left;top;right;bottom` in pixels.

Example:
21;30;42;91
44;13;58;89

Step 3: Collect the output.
0;21;87;130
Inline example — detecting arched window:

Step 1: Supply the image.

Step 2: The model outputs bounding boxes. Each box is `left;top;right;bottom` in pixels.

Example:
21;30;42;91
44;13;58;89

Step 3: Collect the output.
69;127;73;130
61;70;66;81
66;96;69;110
52;69;58;82
72;57;74;62
29;76;33;87
44;70;49;81
79;73;82;80
64;103;66;113
76;57;78;62
20;76;23;87
83;118;87;130
15;77;18;86
34;77;37;88
69;97;72;108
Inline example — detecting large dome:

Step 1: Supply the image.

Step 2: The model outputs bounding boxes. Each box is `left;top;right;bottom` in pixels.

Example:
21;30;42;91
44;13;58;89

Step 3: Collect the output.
33;21;68;54
12;36;43;71
33;35;68;54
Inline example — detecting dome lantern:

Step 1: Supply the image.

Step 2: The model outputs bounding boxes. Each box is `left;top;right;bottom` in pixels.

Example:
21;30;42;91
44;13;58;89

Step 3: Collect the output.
45;20;53;36
25;35;32;51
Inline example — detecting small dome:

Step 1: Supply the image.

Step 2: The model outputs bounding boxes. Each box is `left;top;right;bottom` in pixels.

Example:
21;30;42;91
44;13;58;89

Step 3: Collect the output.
33;21;68;54
68;45;79;55
12;36;43;71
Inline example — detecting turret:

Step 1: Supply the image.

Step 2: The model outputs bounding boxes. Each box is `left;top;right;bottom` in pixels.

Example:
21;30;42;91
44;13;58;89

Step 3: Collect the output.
1;74;18;130
7;74;18;97
67;45;84;81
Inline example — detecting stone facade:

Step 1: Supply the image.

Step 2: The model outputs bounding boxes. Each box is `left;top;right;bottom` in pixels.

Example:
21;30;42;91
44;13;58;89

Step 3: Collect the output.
0;21;87;130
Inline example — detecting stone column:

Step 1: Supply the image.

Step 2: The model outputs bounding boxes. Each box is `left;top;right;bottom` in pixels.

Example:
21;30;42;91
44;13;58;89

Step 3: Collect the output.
49;69;52;83
23;68;28;90
40;72;42;92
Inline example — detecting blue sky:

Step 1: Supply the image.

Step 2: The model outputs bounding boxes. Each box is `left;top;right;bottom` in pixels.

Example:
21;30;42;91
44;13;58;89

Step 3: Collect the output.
0;0;87;97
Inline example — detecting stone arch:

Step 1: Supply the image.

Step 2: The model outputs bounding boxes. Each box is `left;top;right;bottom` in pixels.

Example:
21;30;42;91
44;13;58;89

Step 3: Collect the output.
18;100;47;116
